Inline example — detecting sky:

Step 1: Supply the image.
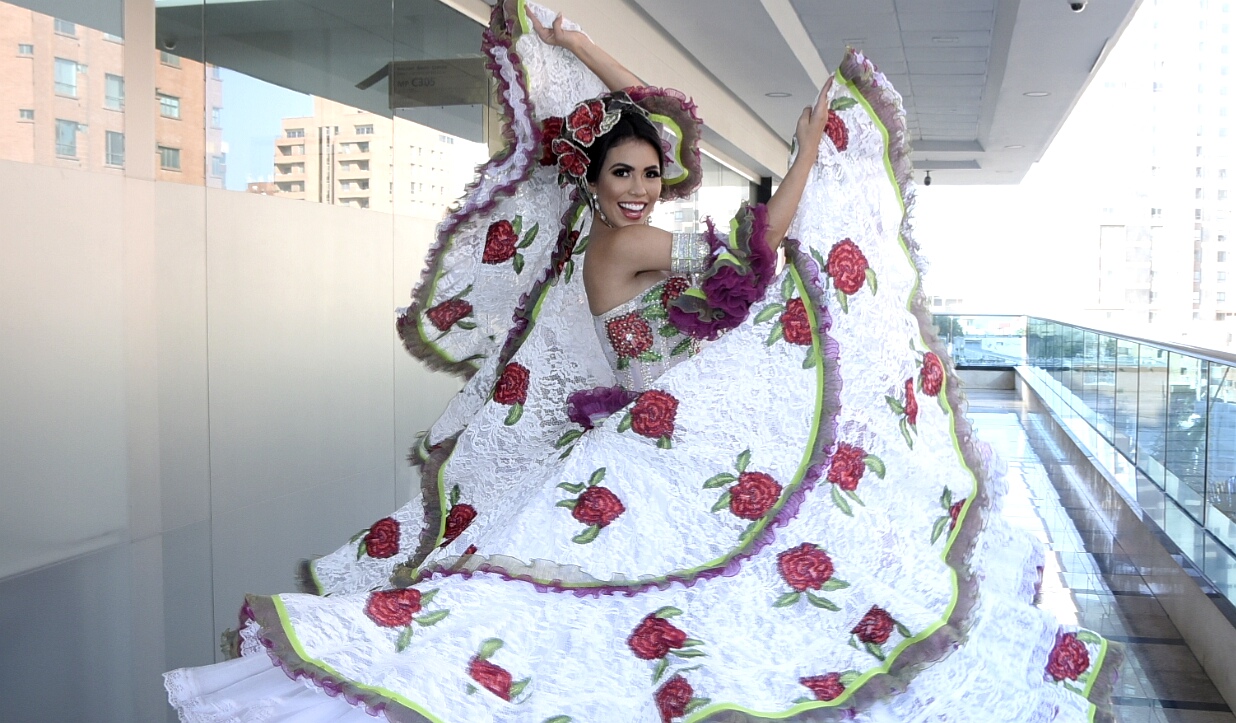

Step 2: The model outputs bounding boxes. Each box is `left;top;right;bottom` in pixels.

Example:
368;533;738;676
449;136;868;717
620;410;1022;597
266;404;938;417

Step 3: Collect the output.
217;68;312;191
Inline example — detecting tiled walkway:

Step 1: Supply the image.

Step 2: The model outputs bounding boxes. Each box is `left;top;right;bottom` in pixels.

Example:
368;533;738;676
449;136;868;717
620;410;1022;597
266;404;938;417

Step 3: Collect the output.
967;390;1234;723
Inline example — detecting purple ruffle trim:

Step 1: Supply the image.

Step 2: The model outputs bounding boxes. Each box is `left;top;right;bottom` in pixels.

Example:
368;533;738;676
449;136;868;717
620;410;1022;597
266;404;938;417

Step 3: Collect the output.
669;203;775;340
566;385;639;430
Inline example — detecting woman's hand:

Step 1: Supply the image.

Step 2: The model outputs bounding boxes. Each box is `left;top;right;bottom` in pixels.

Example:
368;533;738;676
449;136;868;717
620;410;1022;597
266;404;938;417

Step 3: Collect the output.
530;12;583;53
793;76;834;164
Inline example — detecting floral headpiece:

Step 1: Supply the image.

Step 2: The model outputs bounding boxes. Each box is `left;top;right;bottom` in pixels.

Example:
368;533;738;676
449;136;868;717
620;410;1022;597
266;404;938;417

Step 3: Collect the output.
538;88;704;203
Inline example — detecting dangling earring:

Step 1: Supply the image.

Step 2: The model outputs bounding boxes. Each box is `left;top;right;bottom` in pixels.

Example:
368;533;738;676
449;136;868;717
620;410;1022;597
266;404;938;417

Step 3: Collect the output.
592;192;614;228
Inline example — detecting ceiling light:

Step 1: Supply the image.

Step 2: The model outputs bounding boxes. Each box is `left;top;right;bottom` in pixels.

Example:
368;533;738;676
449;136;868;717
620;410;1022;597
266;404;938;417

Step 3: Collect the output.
1023;91;1051;97
932;36;959;44
843;38;866;46
765;92;792;98
1004;144;1025;149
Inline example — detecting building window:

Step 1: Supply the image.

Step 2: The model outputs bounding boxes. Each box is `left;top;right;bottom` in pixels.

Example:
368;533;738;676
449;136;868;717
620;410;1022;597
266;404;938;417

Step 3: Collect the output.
1223;169;1230;179
1221;271;1229;282
210;65;221;79
102;33;123;43
1222;190;1230;200
105;74;124;110
54;58;78;96
1222;235;1229;243
1197;208;1205;220
211;153;226;178
1198;167;1206;177
53;18;76;36
158;94;180;119
1222;292;1229;302
287;128;304;138
55;119;79;157
105;131;124;166
158;146;181;171
1221;251;1230;262
355;124;374;135
1198;188;1205;199
18;43;33;56
211;107;222;128
160;51;180;67
18;109;33;121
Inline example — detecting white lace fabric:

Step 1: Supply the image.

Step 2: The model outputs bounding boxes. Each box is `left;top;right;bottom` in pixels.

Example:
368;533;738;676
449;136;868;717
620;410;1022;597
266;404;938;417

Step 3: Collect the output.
165;3;1116;722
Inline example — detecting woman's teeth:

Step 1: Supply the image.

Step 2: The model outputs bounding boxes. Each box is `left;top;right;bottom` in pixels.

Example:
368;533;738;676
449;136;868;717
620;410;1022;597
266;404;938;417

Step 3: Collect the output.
618;202;645;218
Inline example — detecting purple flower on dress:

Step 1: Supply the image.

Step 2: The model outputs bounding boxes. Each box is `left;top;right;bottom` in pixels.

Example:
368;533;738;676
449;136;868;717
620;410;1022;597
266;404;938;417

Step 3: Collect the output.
567;386;639;430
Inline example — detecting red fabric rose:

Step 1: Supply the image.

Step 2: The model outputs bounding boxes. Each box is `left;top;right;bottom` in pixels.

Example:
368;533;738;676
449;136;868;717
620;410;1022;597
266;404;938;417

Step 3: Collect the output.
468;657;513;700
425;299;472;332
904;379;918;426
362;517;400;559
920;352;944;397
364;588;421;628
826;239;869;296
606;312;654;359
777;543;835;592
949;499;965;531
851;607;895;645
655;675;693;722
493;363;529;406
661;276;691;311
482;219;518;265
827;443;866;492
825;110;849;152
800;673;845;702
781;298;813;345
572;486;626;527
555;230;580;275
1046;632;1091;681
441;503;477;547
567;99;606;146
729;471;783;520
552;137;589;178
631;390;678;439
540;116;564;166
627;614;688;660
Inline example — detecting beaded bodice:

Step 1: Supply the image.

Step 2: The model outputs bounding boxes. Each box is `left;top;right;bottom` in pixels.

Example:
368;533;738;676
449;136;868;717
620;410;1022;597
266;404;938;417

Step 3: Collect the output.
593;276;701;391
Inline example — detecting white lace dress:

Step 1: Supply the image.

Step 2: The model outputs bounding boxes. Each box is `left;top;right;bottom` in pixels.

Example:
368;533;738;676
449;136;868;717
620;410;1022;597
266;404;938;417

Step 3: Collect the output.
164;2;1119;722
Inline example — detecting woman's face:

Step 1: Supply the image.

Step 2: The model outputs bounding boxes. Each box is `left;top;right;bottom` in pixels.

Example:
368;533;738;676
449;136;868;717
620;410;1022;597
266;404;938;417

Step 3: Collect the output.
590;138;662;227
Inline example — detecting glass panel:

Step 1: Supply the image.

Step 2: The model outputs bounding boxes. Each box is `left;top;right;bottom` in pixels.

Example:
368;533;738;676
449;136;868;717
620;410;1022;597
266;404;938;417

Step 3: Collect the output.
1164;352;1207;523
1207;362;1236;550
1096;335;1116;442
1114;338;1139;462
1139;345;1169;487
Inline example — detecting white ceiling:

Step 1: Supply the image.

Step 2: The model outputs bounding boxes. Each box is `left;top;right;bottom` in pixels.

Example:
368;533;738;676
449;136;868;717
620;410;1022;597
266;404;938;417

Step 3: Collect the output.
631;0;1142;184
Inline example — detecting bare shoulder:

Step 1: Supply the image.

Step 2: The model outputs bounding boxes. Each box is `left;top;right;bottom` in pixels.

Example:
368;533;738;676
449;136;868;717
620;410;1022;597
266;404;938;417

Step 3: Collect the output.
589;225;671;261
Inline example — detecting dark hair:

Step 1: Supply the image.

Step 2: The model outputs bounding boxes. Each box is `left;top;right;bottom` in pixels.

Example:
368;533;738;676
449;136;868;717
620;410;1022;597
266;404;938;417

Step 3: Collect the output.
584;111;663;185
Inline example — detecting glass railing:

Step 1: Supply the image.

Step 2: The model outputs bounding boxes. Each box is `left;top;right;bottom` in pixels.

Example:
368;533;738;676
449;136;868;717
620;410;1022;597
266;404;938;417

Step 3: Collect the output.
932;314;1236;605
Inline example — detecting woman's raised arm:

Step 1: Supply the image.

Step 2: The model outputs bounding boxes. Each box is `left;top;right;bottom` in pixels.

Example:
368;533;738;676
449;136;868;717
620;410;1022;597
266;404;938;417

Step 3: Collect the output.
530;12;644;91
763;77;833;254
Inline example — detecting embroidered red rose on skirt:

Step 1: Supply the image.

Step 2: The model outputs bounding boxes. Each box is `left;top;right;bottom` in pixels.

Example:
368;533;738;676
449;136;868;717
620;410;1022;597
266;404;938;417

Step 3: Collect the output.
779;298;812;346
827;443;867;492
555;230;580;275
468;657;514;700
631;390;678;439
482;220;518;265
552;137;589;179
362;517;400;559
441;503;477;547
572;486;626;527
920;352;944;397
852;606;895;645
364;588;421;628
904;378;919;426
826;239;869;296
661;276;691;311
540;116;564;166
1046;632;1090;681
800;673;845;701
825;110;849;152
606;312;654;359
655;675;694;722
493;363;529;406
425;299;472;332
777;543;836;592
949;499;965;531
627;614;688;660
729;471;782;520
567;99;607;146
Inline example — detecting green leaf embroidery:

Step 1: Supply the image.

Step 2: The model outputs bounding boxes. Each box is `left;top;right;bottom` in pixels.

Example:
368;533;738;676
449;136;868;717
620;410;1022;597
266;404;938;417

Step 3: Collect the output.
395;626;414;652
419;588;440;605
415;610;450;627
658;324;680;338
846;489;865;506
671;648;706;658
1076;630;1103;645
555;499;579;510
511;216;523;236
810;247;827;269
900;417;914;449
830;97;859;111
753;303;785;324
643;305;669;321
356;541;368;560
519;223;539;248
572;525;602;544
703;472;737;489
543;717;573;723
637;351;663;363
563;259;575;283
657;436;673;449
864;641;886;660
885;395;905;415
939;487;953;508
643;286;663;303
587;468;606;486
504;403;523;426
651;657;669;684
684;698;711;715
895;622;912;638
618;413;633;432
349;529;366;544
450;283;473;300
455;320;477;330
465;684;477;695
555;429;583;448
820;578;850;592
557;481;585;494
930;516;950;544
765;323;785;346
781;274;796;301
803;353;818;369
711;491;732;513
865;267;878;295
512;253;524;274
559;447;573;460
736;449;752;473
670;338;693;356
773;591;802;607
831;485;853;516
617;356;630;371
836;288;849;313
509;678;531;698
863;455;886;479
838;670;861;686
478;638;504;661
450;484;461;506
681;638;704;647
806;592;839;611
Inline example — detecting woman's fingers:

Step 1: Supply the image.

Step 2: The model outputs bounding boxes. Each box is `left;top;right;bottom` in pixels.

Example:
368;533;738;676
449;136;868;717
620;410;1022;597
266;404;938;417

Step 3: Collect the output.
814;76;834;117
